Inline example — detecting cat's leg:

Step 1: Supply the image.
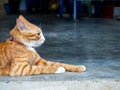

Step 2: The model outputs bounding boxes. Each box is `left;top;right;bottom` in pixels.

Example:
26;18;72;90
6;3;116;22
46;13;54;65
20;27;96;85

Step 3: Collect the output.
35;58;86;72
34;58;66;74
0;67;10;76
10;63;64;76
49;62;86;72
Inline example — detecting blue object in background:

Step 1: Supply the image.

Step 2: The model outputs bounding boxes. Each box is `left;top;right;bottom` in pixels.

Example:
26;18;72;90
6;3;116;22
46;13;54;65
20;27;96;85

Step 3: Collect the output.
4;3;10;14
26;0;32;12
69;0;73;18
58;0;63;17
76;0;82;18
58;0;83;19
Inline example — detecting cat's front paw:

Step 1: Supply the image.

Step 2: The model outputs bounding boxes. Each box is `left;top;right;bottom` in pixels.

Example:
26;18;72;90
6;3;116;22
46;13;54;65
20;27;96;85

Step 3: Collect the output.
78;65;86;72
55;67;65;73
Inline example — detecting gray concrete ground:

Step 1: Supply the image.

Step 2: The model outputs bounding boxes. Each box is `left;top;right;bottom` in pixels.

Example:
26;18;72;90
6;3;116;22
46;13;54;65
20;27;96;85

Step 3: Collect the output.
0;15;120;90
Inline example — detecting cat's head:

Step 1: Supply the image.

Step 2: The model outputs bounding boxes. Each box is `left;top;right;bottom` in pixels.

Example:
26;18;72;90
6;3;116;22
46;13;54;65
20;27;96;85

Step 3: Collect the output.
10;15;45;48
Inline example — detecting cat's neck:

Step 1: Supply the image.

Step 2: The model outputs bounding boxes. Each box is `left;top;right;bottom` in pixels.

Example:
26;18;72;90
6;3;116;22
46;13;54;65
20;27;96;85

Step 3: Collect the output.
9;36;23;45
9;36;36;52
27;47;36;52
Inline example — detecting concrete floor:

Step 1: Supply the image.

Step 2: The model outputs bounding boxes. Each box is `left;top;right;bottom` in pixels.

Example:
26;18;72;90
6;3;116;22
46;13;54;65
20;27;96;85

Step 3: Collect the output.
0;15;120;90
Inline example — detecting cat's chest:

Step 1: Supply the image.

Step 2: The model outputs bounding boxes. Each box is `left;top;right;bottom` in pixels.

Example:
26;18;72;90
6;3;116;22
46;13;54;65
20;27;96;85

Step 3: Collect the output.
27;47;36;52
27;47;37;65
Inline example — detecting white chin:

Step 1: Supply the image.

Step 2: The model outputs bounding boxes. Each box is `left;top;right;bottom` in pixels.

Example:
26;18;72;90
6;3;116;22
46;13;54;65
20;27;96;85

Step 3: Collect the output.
33;40;45;48
22;39;45;48
33;41;45;48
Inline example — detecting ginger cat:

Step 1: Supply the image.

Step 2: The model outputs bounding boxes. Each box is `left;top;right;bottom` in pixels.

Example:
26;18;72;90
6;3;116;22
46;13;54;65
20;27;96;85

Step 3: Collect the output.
0;15;86;76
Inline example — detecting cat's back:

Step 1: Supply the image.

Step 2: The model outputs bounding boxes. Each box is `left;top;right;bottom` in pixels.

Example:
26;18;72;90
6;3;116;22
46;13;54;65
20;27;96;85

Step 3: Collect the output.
0;40;28;68
0;41;11;68
0;39;28;56
0;40;14;52
0;41;9;53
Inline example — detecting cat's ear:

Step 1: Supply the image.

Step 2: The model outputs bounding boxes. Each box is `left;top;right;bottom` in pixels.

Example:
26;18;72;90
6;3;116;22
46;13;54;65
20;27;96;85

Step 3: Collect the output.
19;15;24;19
16;18;28;32
19;15;27;22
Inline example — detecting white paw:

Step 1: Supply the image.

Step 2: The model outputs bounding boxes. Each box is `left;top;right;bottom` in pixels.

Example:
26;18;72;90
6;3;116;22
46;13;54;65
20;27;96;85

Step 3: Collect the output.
55;67;65;73
81;65;86;71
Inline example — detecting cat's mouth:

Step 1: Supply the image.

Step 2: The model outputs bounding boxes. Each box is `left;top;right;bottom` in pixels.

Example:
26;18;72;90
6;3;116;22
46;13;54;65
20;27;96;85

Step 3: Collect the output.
22;38;45;48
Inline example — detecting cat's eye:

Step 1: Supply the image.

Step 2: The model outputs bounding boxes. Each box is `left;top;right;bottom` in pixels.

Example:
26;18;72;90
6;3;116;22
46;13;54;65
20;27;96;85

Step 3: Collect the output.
37;32;40;36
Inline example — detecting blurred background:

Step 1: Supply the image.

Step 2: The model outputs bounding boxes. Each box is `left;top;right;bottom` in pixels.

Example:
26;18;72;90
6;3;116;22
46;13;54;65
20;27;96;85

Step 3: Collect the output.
1;0;120;19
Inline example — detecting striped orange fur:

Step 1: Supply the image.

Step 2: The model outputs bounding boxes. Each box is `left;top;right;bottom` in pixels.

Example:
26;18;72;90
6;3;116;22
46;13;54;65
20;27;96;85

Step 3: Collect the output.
0;15;86;76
